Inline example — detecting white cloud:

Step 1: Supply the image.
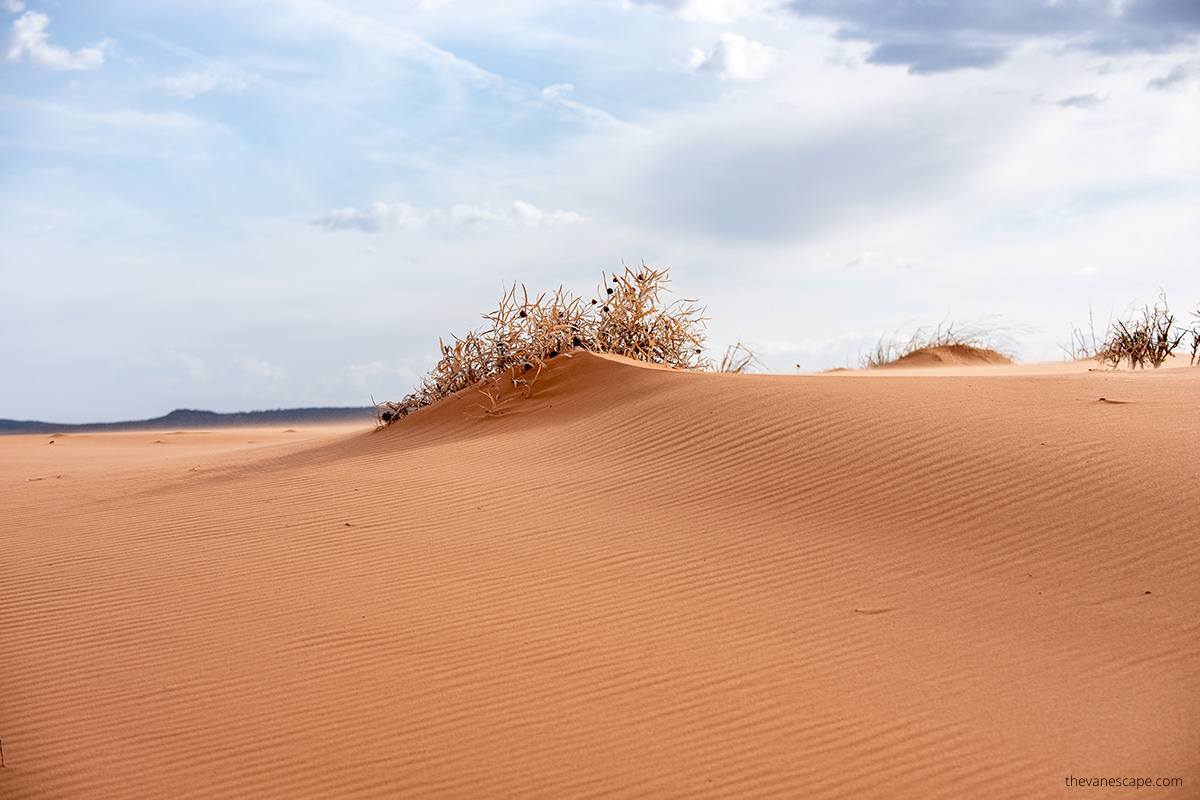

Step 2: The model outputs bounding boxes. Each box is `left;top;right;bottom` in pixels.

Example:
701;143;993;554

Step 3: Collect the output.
3;1;25;14
540;82;629;128
135;352;210;389
239;356;287;381
1058;92;1107;109
2;97;229;160
542;83;573;100
633;0;789;24
756;333;869;358
1148;60;1200;90
345;361;388;384
313;202;429;233
314;200;586;233
155;69;247;99
344;360;422;388
843;251;877;269
449;203;509;227
450;200;587;228
689;33;777;81
6;11;112;71
512;200;586;227
266;0;496;88
175;353;209;382
45;104;215;130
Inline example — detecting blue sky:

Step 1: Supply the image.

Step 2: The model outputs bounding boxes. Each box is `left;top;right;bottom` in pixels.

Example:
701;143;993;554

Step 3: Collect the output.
2;0;1198;423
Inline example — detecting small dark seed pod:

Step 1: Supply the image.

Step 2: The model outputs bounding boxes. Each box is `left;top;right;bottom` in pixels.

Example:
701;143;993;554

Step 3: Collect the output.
572;336;581;346
637;273;644;281
591;298;597;304
603;305;610;312
518;309;527;317
607;287;614;295
381;412;393;422
523;363;533;371
612;277;619;283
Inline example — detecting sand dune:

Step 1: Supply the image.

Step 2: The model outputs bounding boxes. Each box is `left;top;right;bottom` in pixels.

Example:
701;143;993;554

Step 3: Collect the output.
2;351;1197;799
880;343;1013;367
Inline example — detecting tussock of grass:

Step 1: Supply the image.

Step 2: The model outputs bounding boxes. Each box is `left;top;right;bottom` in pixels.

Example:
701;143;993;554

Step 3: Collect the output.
859;318;1018;369
717;342;764;374
1063;306;1106;362
375;264;709;426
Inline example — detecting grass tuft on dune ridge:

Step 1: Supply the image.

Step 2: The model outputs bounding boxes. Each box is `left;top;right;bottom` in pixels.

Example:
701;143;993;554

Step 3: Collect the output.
374;264;710;426
859;317;1020;370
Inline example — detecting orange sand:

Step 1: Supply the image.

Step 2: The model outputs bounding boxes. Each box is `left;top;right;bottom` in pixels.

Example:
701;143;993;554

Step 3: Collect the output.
882;343;1014;367
2;351;1198;799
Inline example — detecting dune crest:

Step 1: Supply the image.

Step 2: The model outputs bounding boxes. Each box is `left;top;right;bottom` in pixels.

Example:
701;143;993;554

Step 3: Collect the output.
880;343;1013;367
2;351;1198;799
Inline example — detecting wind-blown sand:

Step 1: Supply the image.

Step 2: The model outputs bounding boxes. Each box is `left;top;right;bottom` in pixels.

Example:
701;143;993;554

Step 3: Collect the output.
2;351;1197;799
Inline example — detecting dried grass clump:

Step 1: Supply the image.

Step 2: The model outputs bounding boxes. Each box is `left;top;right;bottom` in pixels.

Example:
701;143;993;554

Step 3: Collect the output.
1063;306;1106;362
375;264;709;426
718;341;764;373
1095;294;1189;370
859;317;1018;369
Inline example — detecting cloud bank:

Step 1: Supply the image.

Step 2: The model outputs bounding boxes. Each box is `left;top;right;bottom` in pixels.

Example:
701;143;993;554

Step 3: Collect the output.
795;0;1200;73
1148;60;1200;89
313;200;586;233
689;33;777;81
6;10;112;70
634;0;791;23
635;0;1200;73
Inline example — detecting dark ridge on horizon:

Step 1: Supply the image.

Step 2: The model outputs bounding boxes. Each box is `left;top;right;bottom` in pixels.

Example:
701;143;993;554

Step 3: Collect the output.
0;407;376;435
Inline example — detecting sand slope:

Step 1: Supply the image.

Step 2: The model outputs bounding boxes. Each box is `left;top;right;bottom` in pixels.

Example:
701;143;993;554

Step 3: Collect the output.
2;351;1198;799
882;343;1013;367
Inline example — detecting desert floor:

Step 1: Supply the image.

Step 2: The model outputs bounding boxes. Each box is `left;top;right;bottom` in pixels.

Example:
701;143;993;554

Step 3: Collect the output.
2;351;1197;798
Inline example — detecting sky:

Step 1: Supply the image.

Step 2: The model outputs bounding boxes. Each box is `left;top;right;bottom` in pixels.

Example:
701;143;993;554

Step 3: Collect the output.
2;0;1198;423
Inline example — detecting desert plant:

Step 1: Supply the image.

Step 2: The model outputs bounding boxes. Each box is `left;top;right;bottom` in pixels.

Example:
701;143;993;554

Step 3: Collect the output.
1190;305;1200;365
1063;306;1106;361
470;382;516;418
589;268;710;367
1097;294;1187;369
859;317;1018;369
717;341;764;373
374;263;709;426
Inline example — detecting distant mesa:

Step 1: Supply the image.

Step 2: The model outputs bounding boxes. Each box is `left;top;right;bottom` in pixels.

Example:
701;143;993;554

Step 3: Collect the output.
0;407;376;435
161;409;223;424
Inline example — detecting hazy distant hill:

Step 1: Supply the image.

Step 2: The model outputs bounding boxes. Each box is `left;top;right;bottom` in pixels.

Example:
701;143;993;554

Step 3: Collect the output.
0;407;376;435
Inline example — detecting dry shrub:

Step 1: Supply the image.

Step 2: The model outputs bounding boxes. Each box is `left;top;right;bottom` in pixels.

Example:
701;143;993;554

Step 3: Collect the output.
1097;294;1188;369
1190;305;1200;365
375;263;709;426
860;317;1018;369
